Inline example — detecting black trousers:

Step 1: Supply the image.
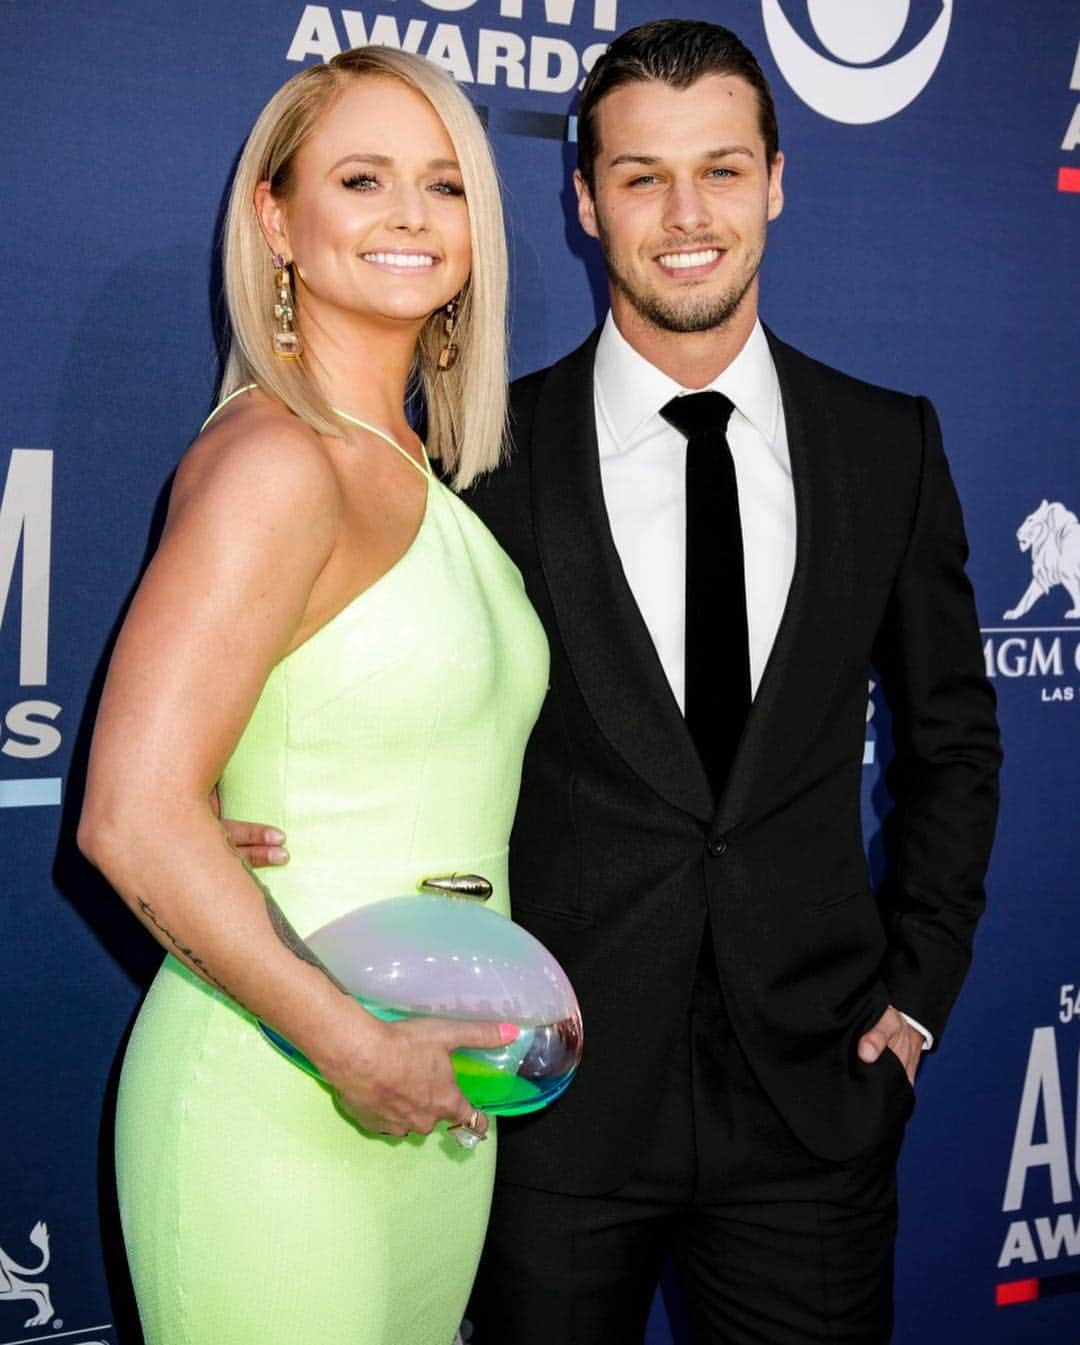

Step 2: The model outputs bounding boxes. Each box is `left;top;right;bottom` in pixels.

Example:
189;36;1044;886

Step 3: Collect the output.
468;938;909;1344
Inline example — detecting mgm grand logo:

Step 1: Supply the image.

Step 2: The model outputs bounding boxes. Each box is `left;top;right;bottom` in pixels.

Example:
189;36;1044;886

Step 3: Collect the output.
983;499;1080;701
0;1221;54;1329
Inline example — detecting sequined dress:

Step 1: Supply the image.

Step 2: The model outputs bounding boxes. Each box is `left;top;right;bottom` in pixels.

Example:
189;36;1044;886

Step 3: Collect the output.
115;422;549;1344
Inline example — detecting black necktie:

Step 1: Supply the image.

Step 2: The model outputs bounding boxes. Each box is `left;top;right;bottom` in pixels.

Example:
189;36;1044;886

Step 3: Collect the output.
660;391;750;799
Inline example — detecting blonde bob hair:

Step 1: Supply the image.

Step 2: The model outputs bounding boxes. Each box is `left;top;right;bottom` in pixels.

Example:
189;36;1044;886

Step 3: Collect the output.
220;47;508;489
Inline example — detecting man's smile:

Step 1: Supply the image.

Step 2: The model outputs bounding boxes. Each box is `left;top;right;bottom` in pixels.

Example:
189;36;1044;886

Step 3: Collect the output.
655;247;724;276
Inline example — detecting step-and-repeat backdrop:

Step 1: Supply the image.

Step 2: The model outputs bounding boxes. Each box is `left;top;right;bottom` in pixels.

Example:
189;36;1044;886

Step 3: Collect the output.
2;2;1078;1341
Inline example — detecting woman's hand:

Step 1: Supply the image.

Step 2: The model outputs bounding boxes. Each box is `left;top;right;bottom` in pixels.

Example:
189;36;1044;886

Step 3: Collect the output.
320;1013;518;1139
211;790;290;868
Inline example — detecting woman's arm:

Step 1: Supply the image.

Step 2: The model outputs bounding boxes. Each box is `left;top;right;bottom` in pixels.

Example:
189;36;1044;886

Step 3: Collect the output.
79;409;506;1136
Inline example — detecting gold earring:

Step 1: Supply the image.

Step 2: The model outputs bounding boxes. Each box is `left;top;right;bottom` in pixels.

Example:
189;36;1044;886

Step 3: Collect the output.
437;298;459;371
272;255;302;359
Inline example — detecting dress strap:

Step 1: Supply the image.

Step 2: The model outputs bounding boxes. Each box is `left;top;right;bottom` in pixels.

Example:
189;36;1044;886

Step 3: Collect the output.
199;388;432;480
200;383;258;433
332;407;432;480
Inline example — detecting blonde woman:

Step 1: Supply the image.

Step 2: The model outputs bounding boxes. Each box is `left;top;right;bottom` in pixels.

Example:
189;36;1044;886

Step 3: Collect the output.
79;48;547;1344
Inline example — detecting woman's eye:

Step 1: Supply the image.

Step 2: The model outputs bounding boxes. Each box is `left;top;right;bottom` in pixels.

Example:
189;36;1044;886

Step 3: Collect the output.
430;180;465;197
342;172;378;190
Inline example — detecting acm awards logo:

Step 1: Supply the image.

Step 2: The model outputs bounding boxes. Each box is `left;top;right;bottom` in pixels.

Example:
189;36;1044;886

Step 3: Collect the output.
762;0;952;125
286;0;616;95
1062;36;1080;194
982;498;1080;703
0;449;63;807
996;1009;1080;1307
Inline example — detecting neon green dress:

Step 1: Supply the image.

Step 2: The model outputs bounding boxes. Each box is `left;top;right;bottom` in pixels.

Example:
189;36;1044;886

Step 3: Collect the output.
115;418;549;1344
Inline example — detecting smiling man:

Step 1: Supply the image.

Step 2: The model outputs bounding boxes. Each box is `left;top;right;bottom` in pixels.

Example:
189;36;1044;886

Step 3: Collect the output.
579;71;781;361
462;18;1001;1344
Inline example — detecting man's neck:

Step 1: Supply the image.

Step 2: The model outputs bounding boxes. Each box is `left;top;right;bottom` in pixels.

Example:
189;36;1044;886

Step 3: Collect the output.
608;290;759;390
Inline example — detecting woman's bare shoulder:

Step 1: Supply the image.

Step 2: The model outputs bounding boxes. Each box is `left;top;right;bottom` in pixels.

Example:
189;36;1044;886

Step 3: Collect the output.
169;389;343;535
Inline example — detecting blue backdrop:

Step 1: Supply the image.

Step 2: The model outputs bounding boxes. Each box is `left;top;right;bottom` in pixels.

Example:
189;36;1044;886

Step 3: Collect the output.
2;2;1078;1341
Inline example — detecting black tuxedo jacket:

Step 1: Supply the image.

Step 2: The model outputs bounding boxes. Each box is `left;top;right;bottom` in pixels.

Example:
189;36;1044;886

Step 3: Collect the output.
465;327;1001;1195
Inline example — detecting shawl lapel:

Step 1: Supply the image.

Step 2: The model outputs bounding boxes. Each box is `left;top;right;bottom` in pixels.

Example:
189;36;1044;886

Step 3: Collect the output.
714;331;857;830
527;328;855;830
529;332;714;822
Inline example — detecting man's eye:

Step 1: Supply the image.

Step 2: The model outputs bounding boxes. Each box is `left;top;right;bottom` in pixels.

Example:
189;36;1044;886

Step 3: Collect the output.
628;175;658;187
342;172;378;190
707;167;735;179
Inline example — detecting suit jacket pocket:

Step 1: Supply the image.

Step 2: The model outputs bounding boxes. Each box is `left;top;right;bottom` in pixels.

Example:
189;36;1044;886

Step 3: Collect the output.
509;899;595;929
802;892;889;1031
809;888;865;915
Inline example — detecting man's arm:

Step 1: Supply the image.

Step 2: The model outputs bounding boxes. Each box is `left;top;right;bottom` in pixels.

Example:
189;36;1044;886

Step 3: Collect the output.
869;396;1002;1044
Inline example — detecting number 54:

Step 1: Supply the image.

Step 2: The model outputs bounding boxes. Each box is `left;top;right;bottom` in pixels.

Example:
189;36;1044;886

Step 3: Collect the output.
1059;985;1080;1024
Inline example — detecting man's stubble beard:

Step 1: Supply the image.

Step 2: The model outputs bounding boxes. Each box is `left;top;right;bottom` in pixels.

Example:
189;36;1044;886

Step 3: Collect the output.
596;215;763;336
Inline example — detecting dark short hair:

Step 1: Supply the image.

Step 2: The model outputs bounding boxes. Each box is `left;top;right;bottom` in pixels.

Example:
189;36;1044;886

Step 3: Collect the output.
577;19;780;189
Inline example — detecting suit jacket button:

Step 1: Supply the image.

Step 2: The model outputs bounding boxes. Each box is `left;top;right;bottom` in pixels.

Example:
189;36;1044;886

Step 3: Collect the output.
707;835;728;857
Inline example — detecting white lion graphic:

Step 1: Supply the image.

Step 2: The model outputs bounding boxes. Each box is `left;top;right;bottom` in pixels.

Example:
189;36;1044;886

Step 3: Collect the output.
1003;500;1080;620
0;1220;54;1327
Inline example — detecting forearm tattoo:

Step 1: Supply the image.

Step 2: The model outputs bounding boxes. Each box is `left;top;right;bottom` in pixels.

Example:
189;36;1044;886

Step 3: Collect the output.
246;863;349;996
137;898;234;998
135;849;347;1007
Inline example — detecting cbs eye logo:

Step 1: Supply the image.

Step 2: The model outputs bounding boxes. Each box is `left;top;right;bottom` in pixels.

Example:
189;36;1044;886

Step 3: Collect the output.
762;0;953;125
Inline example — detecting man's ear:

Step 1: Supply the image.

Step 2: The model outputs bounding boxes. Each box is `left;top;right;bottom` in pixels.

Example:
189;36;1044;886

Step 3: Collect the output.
574;169;600;241
254;180;290;259
767;151;785;223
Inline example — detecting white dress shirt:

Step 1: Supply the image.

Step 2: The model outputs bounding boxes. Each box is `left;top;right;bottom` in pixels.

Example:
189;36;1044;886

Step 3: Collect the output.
592;311;933;1052
595;312;795;709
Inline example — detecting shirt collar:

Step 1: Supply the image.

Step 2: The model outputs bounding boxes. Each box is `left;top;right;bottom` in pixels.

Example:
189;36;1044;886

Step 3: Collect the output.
594;311;780;457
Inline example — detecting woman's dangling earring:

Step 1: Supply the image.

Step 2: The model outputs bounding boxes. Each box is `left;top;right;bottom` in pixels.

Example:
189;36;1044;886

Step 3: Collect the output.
437;298;460;371
272;255;302;359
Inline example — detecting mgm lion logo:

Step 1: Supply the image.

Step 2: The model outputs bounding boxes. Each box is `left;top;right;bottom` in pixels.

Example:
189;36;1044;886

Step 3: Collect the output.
1003;500;1080;621
0;1220;54;1327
